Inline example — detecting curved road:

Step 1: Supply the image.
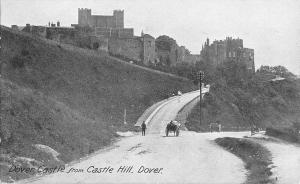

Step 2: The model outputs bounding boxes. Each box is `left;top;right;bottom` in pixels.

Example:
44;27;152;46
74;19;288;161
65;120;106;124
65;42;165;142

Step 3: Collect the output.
19;89;248;184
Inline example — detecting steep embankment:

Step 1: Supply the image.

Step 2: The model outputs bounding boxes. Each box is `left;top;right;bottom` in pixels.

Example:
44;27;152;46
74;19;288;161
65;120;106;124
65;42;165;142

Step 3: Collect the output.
0;26;196;182
0;78;114;181
1;26;195;127
186;76;300;131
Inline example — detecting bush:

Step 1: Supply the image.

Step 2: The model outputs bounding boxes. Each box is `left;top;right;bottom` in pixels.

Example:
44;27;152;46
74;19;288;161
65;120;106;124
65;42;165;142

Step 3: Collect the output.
10;56;25;68
21;49;30;56
266;127;299;143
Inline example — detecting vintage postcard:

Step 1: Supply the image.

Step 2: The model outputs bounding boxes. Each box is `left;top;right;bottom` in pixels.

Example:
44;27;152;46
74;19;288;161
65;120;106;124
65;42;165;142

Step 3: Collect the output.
0;0;300;183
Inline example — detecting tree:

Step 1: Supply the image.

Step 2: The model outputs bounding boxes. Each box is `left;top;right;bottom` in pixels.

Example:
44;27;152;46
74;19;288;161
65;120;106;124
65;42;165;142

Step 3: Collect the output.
216;60;250;86
155;35;176;51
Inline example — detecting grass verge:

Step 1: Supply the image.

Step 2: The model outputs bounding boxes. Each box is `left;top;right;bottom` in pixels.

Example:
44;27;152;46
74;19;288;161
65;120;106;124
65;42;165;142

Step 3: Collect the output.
215;137;274;184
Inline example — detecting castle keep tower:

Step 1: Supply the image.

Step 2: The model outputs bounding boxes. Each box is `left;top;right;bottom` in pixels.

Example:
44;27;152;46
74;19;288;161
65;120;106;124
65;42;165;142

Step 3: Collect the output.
78;8;92;27
78;9;124;29
77;8;133;38
113;10;124;28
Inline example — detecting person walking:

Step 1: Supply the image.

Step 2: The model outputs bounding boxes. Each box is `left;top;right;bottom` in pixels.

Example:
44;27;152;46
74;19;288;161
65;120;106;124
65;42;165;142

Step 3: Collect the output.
218;123;222;132
251;125;254;136
141;121;146;136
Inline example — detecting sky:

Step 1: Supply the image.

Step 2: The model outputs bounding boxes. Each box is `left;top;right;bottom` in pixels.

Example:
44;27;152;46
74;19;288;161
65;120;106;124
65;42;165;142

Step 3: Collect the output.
1;0;300;74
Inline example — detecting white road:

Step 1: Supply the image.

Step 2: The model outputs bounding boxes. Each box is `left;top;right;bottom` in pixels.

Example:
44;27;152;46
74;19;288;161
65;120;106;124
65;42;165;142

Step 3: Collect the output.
267;142;300;184
252;134;300;184
19;89;249;184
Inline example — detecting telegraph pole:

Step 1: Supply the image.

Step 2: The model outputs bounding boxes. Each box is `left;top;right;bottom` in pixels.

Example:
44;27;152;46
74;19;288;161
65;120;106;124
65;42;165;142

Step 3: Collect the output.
197;71;204;128
123;108;127;125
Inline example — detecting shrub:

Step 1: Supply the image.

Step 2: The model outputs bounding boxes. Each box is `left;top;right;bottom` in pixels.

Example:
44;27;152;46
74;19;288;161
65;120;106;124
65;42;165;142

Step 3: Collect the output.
10;56;25;68
21;49;30;56
266;127;299;143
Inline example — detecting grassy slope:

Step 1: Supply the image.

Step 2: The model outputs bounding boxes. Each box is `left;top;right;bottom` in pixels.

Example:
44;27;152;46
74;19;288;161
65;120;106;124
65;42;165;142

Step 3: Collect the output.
0;78;114;181
1;26;195;126
0;26;196;181
186;75;300;132
265;127;300;143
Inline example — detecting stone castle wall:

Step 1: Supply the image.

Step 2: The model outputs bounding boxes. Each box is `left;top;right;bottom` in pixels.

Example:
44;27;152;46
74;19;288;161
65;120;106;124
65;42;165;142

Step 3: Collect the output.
142;35;156;65
95;27;133;38
23;25;108;53
20;23;200;68
108;37;143;63
243;48;255;71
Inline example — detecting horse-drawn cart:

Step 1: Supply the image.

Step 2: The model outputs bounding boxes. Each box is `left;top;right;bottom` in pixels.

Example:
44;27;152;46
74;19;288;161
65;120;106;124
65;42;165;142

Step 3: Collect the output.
251;126;259;135
165;121;180;136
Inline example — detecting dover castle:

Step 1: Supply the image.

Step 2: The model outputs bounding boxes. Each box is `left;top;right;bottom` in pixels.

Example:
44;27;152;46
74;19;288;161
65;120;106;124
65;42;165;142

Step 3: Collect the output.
11;8;254;71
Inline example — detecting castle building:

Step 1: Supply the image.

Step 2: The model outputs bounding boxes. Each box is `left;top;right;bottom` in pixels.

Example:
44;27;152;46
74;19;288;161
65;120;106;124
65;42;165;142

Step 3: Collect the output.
16;8;201;67
200;37;255;72
78;8;134;38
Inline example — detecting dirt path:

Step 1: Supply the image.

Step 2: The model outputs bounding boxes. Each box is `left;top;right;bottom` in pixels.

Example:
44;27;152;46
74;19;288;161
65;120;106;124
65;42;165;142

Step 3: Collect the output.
251;134;300;184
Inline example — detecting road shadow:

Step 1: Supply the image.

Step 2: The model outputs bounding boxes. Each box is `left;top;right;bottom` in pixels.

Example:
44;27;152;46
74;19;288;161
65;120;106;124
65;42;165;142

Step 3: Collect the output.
161;135;179;138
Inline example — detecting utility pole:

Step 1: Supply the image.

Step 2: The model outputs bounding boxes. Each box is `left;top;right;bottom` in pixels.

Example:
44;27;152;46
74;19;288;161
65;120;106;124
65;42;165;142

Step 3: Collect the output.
197;71;204;129
123;108;127;125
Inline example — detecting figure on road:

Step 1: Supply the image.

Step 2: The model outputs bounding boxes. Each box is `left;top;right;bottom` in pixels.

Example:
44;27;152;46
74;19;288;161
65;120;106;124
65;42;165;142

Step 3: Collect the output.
141;121;146;136
177;91;182;103
218;123;222;132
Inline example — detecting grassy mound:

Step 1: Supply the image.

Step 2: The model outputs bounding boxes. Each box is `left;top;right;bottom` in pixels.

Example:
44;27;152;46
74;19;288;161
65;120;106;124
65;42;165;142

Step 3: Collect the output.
215;137;274;184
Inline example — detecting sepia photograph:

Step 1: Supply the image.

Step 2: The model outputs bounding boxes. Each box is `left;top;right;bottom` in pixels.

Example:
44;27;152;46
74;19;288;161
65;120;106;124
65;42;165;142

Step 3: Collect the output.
0;0;300;183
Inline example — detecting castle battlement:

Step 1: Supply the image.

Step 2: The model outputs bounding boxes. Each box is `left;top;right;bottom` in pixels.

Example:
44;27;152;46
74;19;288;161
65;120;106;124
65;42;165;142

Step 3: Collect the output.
78;8;91;11
113;10;124;13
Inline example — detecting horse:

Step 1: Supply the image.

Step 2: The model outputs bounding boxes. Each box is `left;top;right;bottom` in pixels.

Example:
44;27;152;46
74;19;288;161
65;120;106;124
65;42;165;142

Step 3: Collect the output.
251;126;259;135
209;123;221;132
165;121;180;137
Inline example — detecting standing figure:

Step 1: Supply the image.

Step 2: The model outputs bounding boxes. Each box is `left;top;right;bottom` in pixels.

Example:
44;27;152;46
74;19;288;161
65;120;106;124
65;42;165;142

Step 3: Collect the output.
218;123;222;132
177;91;182;103
251;125;254;136
141;121;146;136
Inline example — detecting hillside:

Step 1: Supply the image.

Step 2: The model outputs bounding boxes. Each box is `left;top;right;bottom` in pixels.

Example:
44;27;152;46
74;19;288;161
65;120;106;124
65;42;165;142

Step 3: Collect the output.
0;26;196;182
1;26;196;125
0;78;115;181
186;75;300;132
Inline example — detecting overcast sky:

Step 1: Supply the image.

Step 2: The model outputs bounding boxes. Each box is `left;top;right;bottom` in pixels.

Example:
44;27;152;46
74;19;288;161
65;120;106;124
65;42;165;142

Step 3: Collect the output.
1;0;300;74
